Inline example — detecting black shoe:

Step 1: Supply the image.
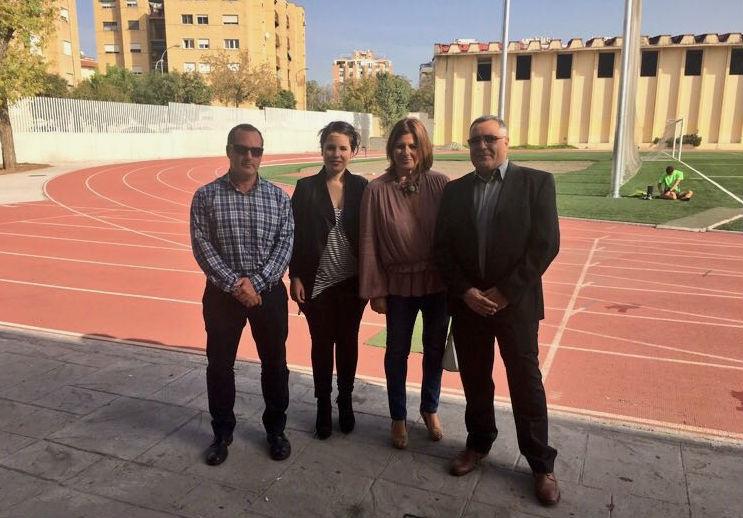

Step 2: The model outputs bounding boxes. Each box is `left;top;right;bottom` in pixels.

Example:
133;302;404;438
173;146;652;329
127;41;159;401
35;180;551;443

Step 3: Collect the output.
205;435;232;466
316;398;332;440
337;395;355;434
267;433;291;461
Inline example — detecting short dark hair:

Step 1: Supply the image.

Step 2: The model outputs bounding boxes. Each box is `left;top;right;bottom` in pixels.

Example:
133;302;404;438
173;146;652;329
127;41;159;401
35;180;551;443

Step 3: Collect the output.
319;121;360;153
665;166;674;174
469;115;508;133
386;117;433;175
227;123;263;146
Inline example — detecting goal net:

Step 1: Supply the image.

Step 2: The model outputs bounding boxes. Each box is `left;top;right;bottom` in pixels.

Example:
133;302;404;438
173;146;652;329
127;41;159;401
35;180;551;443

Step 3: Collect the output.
643;118;685;162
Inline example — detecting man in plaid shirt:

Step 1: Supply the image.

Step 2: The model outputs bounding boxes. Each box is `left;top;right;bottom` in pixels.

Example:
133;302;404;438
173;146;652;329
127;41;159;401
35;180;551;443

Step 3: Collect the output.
190;124;294;465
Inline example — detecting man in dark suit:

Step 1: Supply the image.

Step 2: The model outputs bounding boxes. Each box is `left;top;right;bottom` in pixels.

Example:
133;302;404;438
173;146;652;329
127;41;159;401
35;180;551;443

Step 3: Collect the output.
434;115;560;506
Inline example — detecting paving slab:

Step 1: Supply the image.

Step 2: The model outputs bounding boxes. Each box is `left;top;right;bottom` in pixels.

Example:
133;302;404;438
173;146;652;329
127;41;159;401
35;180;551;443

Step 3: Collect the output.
49;396;199;459
1;326;743;518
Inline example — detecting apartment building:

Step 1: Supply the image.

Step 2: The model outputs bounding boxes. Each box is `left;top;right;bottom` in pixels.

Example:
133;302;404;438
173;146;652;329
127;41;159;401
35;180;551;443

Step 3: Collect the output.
45;0;83;85
433;33;743;150
332;50;392;91
93;0;307;108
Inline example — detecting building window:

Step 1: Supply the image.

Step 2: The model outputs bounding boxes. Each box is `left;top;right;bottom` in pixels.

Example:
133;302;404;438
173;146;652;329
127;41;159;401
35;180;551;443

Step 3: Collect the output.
182;38;194;49
197;39;210;49
132;66;143;75
222;14;238;25
640;50;658;77
731;48;743;75
597;52;615;78
130;43;142;53
476;59;492;82
181;14;193;24
224;39;239;49
128;20;140;30
556;53;572;79
104;44;120;53
126;0;138;6
103;21;118;31
516;55;531;80
196;15;209;25
685;49;703;76
198;63;211;73
99;0;114;8
183;62;196;72
62;40;72;56
60;8;69;22
228;63;240;71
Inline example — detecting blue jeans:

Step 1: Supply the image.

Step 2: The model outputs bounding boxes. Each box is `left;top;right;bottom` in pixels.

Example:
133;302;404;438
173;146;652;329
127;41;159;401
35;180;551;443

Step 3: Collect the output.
384;292;449;420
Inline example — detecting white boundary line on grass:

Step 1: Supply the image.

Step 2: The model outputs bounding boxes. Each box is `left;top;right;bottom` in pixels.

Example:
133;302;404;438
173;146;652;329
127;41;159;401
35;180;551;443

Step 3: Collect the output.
677;157;743;205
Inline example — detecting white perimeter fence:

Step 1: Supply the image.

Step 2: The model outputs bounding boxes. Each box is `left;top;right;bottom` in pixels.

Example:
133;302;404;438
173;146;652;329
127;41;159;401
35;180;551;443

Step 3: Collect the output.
5;97;378;163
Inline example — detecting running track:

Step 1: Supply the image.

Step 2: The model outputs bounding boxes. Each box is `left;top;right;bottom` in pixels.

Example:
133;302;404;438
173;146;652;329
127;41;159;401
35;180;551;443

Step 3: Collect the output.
1;156;742;441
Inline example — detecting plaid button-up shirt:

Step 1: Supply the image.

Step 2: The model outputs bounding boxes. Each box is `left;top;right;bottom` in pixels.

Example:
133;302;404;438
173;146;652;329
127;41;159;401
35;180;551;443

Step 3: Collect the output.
190;173;294;294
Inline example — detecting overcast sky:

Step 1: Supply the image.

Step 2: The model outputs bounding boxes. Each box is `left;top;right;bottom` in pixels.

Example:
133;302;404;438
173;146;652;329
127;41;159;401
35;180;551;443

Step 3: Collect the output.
76;0;743;86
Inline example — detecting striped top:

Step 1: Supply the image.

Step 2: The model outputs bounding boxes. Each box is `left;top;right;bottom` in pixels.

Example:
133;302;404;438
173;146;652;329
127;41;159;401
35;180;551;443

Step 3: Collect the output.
311;208;357;299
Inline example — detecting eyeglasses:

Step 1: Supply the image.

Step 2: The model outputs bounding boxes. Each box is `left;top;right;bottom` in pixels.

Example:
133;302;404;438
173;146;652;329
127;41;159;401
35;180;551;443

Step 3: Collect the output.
230;144;264;157
467;135;505;146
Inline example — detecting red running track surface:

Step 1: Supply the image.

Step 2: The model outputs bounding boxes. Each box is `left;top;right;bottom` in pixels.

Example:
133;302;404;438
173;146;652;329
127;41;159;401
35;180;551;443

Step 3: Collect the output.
1;156;741;441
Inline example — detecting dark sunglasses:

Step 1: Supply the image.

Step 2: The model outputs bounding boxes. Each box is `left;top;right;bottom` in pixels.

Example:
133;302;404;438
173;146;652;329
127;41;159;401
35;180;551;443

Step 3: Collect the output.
230;144;264;157
467;135;505;146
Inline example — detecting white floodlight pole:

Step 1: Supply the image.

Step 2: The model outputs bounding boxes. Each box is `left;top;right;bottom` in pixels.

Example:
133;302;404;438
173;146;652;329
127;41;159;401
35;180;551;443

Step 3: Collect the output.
498;0;510;119
610;0;639;198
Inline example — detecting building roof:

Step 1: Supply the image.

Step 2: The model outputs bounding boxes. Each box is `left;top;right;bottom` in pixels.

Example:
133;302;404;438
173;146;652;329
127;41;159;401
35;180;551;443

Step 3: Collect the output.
434;33;743;55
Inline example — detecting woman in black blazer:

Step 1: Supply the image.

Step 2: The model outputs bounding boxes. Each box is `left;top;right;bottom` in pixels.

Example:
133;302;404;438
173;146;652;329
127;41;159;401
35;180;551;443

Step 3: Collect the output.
289;121;368;440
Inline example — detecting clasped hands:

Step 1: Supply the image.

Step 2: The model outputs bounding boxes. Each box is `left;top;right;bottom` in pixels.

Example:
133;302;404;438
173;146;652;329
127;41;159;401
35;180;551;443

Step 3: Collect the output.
232;277;262;308
463;286;508;317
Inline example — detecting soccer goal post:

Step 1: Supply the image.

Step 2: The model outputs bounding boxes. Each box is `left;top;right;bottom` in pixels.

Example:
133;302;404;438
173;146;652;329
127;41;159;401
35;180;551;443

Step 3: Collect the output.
643;118;685;162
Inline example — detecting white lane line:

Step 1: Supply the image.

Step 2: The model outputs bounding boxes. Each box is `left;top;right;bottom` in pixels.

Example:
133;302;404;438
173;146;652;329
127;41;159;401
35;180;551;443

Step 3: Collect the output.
0;277;387;328
572;262;743;279
577;283;743;300
580;256;743;276
566;310;743;329
543;291;743;325
98;216;186;224
0;251;199;273
551;325;743;364
122;164;189;207
542;236;603;381
84;165;183;223
540;343;743;371
585;271;742;296
14;221;189;236
157;166;197;194
593;247;743;262
0;231;190;251
43;165;190;250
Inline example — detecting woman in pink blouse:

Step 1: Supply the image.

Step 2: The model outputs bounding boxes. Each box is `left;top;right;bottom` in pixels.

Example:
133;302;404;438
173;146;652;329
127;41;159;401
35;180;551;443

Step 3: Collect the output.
359;118;449;449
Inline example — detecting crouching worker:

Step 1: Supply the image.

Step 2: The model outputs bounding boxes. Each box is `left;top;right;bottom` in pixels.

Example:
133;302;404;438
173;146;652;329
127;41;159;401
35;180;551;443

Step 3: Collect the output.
658;166;693;201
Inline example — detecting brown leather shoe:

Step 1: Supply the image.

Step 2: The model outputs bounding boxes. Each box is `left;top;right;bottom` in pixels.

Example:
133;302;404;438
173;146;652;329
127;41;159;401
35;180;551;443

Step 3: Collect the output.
391;419;407;449
420;411;443;441
449;449;486;476
534;473;561;506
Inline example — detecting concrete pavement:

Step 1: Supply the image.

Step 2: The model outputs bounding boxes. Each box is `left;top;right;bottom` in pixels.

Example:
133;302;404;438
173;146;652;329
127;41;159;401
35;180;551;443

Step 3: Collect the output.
0;326;741;518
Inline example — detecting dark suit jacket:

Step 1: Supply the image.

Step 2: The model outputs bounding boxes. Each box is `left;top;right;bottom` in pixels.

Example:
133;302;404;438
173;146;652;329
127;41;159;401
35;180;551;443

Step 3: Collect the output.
289;168;368;296
434;162;559;321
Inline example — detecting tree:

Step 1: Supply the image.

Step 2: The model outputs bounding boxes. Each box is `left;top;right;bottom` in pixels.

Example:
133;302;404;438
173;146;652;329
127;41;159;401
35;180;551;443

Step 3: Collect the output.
374;73;413;132
38;73;70;98
204;51;277;108
131;71;211;105
70;66;137;102
257;89;296;109
0;0;55;170
338;76;378;114
306;80;338;112
408;75;434;116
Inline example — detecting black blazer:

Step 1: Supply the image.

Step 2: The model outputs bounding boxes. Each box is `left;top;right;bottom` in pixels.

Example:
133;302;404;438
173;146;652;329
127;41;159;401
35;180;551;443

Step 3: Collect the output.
434;162;560;320
289;168;368;296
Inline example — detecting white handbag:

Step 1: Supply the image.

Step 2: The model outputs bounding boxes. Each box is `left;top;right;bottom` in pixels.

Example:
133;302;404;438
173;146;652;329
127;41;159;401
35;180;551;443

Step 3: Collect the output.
442;330;459;372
